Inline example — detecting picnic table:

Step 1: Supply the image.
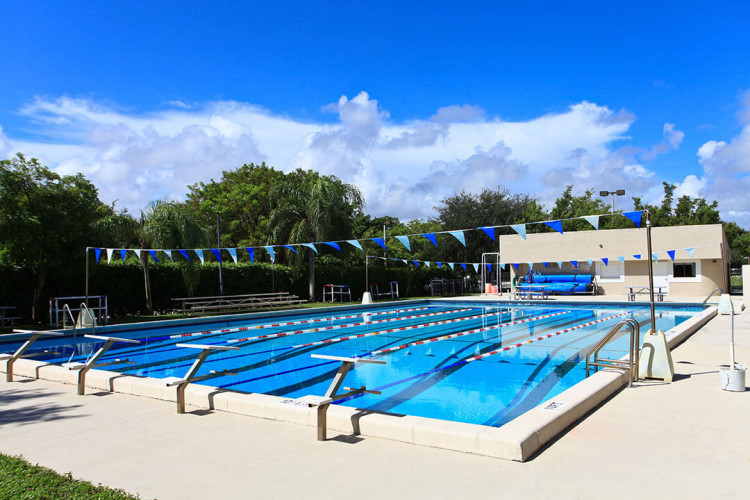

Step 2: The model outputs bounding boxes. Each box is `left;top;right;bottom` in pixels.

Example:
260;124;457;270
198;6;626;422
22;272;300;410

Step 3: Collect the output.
172;292;306;315
0;306;21;327
626;285;667;302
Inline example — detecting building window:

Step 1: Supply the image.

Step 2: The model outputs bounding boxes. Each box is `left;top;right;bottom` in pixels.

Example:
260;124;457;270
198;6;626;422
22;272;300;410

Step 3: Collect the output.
596;260;624;282
673;262;696;278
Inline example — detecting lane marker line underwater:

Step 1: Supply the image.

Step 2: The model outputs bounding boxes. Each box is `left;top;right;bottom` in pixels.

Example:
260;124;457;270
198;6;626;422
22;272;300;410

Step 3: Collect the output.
289;308;562;349
225;307;478;344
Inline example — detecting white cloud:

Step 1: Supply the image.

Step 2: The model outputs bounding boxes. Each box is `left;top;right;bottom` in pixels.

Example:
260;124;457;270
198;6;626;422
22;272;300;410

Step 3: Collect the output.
0;126;11;158
2;92;688;223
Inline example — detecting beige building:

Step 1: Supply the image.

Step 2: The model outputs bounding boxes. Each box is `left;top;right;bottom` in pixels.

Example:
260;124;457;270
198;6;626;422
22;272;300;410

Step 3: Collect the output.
497;224;729;297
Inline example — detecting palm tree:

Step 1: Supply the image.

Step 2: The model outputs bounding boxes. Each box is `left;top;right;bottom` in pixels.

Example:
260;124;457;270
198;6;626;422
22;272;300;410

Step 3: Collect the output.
139;200;211;313
269;170;363;301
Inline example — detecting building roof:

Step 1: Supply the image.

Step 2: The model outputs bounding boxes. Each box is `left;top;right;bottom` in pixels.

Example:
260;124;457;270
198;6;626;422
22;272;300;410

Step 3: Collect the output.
496;223;728;263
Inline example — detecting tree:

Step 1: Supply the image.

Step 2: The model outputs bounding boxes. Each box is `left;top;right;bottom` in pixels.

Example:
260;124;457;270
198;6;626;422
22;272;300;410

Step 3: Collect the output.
269;170;364;301
186;163;285;247
0;153;109;320
139;200;212;313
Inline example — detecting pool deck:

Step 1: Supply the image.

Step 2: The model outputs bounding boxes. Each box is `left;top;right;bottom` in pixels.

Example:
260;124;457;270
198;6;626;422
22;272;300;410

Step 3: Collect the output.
1;295;749;499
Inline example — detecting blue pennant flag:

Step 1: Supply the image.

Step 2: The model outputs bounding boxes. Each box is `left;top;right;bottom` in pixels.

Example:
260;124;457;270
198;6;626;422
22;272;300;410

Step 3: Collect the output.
370;237;386;250
263;246;275;262
149;250;161;263
120;249;128;262
601;257;608;266
448;231;466;246
421;233;438;247
480;226;496;241
395;236;411;251
300;243;318;254
323;242;341;251
227;248;238;263
617;256;625;264
623;210;643;228
510;224;526;239
195;249;205;264
686;247;694;259
346;240;363;251
543;262;549;268
667;250;676;261
583;215;600;230
245;248;254;264
633;254;641;260
544;220;563;234
571;260;578;269
282;245;298;254
436;262;442;268
460;263;467;271
486;263;492;273
512;263;520;271
179;249;191;262
93;248;102;262
652;253;659;262
210;249;221;262
412;260;419;267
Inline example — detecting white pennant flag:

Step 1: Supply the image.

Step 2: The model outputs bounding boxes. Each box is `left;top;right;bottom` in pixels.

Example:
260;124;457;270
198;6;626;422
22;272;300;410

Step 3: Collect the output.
106;248;114;263
583;215;599;230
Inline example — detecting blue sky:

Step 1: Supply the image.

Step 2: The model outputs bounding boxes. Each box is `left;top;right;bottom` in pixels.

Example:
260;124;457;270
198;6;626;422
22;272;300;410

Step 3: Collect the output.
2;1;749;225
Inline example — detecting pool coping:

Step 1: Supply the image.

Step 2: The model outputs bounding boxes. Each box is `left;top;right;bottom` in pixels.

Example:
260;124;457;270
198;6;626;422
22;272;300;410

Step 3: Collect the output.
2;303;716;462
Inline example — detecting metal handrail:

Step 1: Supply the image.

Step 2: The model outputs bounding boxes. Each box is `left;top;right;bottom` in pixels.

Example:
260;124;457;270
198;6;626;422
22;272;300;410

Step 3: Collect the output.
77;302;97;335
586;318;640;387
61;304;77;336
701;287;724;307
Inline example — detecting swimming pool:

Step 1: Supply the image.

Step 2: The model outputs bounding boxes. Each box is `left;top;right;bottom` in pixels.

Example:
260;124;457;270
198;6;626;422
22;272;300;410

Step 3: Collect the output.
1;300;703;428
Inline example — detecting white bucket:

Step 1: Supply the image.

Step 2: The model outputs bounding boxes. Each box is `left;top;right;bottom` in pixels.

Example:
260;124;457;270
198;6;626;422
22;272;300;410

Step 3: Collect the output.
719;365;746;392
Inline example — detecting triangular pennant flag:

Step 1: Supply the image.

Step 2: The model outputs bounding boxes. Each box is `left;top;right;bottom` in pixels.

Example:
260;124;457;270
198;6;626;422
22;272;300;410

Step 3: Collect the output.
195;249;205;264
227;248;238;263
210;249;221;262
460;263;467;271
370;237;386;250
178;250;190;262
586;259;593;265
119;249;128;262
633;254;641;260
436;262;442;268
486;263;493;273
473;263;480;273
448;231;466;246
425;261;432;268
601;257;608;266
510;224;527;239
544;220;563;234
282;245;298;254
93;248;102;262
527;263;534;270
623;210;643;228
447;263;454;270
617;256;625;264
652;253;658;262
421;233;438;247
395;236;411;251
556;261;562;268
245;248;254;264
480;226;496;241
500;263;507;270
401;259;408;264
323;242;341;251
162;250;173;262
543;262;549;268
571;260;578;269
686;247;694;259
300;243;318;254
263;246;275;262
412;260;419;267
106;248;114;263
512;263;519;271
149;250;161;263
583;215;599;230
346;240;363;251
667;250;676;261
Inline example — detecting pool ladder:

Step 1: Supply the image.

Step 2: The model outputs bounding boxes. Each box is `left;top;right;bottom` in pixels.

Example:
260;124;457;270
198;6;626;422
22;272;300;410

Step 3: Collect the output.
586;319;640;387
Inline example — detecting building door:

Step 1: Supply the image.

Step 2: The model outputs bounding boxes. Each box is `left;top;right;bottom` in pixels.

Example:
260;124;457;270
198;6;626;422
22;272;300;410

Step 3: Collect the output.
653;261;670;293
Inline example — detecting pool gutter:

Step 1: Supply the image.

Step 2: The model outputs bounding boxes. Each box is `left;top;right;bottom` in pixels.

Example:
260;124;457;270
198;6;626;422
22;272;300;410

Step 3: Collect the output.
3;305;716;462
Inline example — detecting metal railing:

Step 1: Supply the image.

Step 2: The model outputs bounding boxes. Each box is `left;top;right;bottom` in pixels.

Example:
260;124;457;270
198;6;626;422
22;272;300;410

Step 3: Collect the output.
76;302;97;335
61;304;76;332
586;319;640;387
702;287;724;307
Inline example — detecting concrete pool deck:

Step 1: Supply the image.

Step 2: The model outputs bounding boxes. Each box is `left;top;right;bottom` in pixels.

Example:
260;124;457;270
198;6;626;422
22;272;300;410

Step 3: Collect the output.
1;298;749;499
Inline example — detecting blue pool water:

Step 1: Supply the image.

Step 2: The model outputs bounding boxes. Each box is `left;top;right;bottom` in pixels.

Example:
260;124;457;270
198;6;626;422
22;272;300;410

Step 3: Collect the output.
1;300;701;427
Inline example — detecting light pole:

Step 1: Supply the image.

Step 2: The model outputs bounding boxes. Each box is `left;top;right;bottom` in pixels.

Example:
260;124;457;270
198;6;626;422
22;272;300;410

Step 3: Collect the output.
217;212;224;296
599;189;625;213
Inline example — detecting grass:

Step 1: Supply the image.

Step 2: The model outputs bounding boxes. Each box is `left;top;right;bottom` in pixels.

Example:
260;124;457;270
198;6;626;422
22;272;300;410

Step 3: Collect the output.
730;275;742;287
0;453;140;499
